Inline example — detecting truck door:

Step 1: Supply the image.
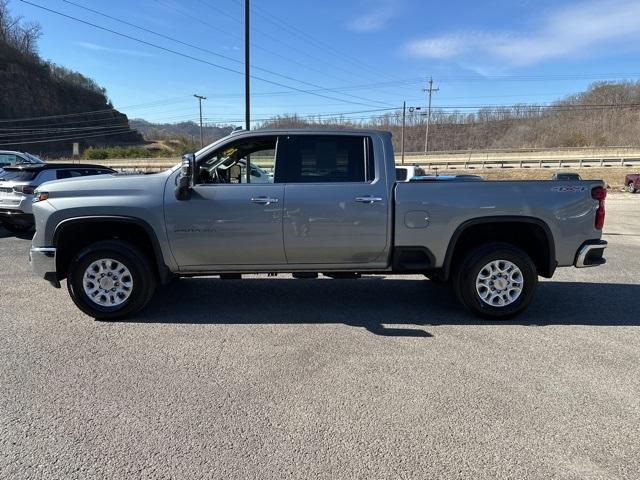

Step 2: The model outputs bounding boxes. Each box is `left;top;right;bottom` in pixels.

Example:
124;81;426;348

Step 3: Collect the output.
164;135;286;268
281;134;390;266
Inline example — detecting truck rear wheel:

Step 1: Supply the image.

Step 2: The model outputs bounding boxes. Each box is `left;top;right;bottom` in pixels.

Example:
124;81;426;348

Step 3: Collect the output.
628;182;637;193
452;243;537;319
67;240;156;320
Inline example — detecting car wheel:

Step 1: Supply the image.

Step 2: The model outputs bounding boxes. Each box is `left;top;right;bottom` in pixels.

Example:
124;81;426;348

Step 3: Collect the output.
628;182;637;193
67;240;156;320
452;242;538;319
1;222;34;234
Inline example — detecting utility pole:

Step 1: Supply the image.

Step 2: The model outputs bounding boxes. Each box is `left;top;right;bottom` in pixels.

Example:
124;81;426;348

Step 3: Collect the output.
401;101;406;165
244;0;250;131
193;94;206;148
423;77;439;157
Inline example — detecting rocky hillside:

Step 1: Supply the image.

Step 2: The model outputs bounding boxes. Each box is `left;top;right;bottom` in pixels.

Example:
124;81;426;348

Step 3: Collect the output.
130;119;233;145
0;1;142;157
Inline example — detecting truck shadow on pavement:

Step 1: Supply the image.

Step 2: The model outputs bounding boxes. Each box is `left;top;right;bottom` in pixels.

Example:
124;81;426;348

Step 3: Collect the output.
133;278;640;337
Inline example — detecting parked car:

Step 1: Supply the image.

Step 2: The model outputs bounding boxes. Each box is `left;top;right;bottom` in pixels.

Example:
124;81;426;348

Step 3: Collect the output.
0;163;115;233
552;171;582;181
30;129;607;320
625;173;640;193
396;165;426;181
0;150;44;169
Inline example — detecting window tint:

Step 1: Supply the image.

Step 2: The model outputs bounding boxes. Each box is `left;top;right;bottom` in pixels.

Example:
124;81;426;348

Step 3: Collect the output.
284;135;373;183
56;168;110;180
0;154;18;167
0;169;37;181
396;168;408;181
198;136;277;184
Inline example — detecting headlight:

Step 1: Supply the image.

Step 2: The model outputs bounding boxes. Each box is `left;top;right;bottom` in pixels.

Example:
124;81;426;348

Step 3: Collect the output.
32;191;49;203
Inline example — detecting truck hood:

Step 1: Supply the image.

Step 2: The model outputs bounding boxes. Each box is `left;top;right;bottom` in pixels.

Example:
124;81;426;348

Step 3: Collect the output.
37;171;173;198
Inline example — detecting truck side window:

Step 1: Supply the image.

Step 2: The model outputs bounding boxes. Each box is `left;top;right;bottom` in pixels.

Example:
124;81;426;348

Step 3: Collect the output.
198;136;277;184
284;135;374;183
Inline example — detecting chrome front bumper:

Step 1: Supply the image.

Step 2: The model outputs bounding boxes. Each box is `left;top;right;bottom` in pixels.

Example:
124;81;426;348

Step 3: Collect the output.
29;246;59;286
575;240;607;268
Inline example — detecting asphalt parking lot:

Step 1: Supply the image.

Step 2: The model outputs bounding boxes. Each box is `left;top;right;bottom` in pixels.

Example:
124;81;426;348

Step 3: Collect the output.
1;195;639;480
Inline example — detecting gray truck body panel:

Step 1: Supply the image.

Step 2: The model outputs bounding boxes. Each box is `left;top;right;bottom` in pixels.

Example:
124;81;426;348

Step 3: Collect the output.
30;129;604;279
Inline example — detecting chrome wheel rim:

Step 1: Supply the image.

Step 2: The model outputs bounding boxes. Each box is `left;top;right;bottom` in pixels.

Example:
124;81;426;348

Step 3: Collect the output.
629;184;635;193
475;259;523;307
83;258;133;307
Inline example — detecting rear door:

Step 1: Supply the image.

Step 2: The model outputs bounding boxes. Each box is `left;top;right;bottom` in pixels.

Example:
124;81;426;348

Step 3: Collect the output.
280;134;390;266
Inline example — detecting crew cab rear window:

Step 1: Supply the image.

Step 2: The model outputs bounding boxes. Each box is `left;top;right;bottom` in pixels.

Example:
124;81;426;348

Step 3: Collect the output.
283;135;374;183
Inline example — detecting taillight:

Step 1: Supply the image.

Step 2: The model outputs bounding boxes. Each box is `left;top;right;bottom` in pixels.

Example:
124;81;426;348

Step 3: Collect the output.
592;186;606;230
13;185;36;195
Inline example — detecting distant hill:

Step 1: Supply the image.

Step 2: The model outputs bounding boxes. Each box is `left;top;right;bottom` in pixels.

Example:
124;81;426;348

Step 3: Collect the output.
259;81;640;152
0;1;142;157
130;119;233;145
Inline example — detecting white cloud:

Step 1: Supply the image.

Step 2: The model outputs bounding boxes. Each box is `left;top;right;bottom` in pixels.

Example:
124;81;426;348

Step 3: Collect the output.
404;0;640;66
77;42;156;58
348;0;399;32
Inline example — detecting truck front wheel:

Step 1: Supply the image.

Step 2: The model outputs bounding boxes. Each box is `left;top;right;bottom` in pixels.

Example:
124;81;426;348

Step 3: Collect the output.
67;240;156;320
452;243;537;319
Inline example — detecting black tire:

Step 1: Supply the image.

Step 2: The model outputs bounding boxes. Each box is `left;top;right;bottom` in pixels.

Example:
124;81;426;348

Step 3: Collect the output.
1;221;34;234
628;182;637;194
67;240;156;320
452;242;538;320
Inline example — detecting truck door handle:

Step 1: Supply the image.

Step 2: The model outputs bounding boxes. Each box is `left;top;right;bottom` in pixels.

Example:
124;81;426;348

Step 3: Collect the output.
355;196;383;204
251;196;279;205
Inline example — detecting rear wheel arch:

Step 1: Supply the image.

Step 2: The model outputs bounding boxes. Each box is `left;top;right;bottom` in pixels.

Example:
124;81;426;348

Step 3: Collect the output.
442;217;556;279
53;216;171;283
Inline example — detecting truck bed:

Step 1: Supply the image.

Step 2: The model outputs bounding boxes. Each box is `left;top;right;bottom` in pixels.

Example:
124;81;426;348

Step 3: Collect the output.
394;180;604;269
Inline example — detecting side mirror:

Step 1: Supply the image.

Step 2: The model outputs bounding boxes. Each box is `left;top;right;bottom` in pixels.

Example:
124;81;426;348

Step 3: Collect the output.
175;153;196;201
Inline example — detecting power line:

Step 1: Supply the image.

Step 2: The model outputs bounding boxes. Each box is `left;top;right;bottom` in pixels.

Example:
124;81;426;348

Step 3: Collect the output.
18;0;387;108
149;0;363;88
235;0;404;83
60;0;389;108
0;128;136;146
201;0;401;91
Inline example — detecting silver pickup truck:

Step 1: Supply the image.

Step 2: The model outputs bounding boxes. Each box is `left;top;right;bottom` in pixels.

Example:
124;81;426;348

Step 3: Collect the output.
30;129;608;320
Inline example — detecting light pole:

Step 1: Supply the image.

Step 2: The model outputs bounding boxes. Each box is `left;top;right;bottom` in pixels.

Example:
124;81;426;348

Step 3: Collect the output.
193;94;206;148
244;0;250;131
401;102;406;165
423;77;439;157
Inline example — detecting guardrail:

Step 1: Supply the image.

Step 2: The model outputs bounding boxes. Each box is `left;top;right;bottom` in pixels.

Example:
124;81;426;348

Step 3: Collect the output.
420;157;640;170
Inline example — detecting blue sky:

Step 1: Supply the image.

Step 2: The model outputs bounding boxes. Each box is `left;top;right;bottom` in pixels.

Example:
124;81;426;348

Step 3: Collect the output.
10;0;640;126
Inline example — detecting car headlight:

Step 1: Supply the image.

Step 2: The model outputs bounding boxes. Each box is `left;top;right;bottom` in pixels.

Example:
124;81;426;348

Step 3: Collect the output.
32;191;49;203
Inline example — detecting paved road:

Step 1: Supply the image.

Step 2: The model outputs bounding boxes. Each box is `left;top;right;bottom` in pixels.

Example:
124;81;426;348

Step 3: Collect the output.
1;196;639;479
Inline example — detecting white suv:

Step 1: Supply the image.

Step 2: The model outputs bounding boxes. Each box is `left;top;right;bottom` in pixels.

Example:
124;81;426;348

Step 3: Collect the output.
0;150;44;169
0;163;115;233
